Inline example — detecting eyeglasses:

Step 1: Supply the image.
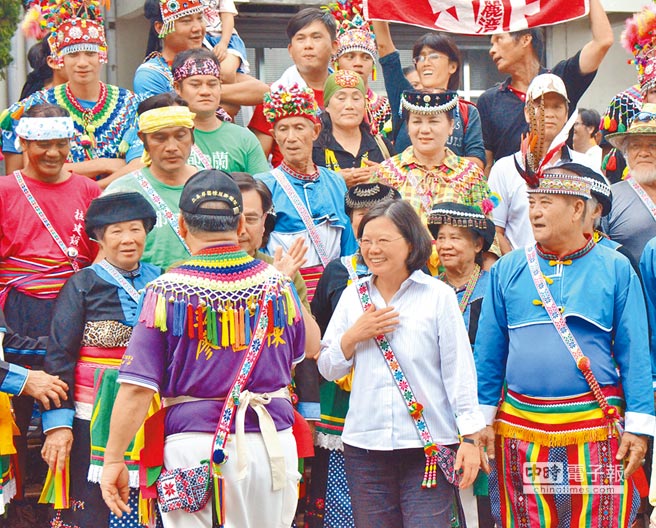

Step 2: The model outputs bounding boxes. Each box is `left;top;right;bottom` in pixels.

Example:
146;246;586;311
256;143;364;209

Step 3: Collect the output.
358;236;404;249
244;213;266;225
413;53;448;65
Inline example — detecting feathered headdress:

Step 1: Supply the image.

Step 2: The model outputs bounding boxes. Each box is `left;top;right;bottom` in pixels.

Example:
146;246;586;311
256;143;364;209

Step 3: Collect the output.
516;110;579;190
21;0;108;40
621;4;656;94
21;1;109;65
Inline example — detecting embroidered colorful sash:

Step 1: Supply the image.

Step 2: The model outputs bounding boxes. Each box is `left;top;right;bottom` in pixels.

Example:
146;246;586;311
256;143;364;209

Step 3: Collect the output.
300;264;324;304
0;256;76;307
134;172;191;255
627;176;656;222
355;278;459;488
97;260;141;304
271;168;330;267
74;346;124;408
14;171;80;272
209;276;278;526
439;264;481;314
525;245;621;432
191;144;213;170
341;254;359;284
496;387;624;446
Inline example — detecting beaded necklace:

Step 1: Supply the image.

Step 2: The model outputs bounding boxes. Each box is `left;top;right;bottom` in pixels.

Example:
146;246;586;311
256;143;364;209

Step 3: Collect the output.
61;82;108;155
439;263;481;314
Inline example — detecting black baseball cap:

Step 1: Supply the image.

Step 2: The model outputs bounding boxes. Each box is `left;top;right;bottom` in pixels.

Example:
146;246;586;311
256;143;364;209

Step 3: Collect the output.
179;170;243;216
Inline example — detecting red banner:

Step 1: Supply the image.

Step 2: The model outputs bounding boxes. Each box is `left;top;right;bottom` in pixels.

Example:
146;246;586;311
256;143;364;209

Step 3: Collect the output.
363;0;589;35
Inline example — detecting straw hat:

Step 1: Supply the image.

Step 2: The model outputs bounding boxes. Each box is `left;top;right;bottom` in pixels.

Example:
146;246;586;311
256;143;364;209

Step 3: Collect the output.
606;102;656;151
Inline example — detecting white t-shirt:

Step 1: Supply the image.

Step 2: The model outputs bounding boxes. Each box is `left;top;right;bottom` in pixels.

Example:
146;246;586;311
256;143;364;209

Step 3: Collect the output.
489;148;595;251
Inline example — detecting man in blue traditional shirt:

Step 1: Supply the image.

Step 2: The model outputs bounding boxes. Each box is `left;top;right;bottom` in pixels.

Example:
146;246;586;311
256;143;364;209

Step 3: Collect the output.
255;83;357;304
476;162;654;527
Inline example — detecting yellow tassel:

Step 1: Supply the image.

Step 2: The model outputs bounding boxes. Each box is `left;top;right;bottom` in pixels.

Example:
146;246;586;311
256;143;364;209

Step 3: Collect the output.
154;294;168;332
221;309;229;348
228;306;236;345
283;289;295;325
532;299;543;306
494;422;615;447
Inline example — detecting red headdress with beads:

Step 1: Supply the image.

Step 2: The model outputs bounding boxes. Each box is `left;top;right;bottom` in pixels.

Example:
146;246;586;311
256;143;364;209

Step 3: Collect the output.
22;0;109;67
622;4;656;96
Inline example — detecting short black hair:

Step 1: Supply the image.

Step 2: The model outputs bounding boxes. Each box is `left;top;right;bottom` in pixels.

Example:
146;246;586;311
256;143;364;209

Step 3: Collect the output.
181;203;241;234
509;28;544;63
231;172;273;215
579;108;601;136
287;8;337;42
24;103;69;118
412;33;461;91
137;92;188;115
172;48;221;84
357;200;432;273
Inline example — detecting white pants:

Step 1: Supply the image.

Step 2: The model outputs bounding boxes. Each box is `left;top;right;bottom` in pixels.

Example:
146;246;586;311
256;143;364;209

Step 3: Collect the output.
159;429;300;528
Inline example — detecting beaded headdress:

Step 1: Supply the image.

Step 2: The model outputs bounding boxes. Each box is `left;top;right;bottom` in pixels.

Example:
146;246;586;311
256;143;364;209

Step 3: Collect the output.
427;202;496;251
559;163;612;216
172;56;221;83
159;0;206;38
325;0;378;77
344;183;401;216
324;70;366;106
263;84;320;125
22;1;108;67
400;90;458;116
525;166;593;201
621;4;656;95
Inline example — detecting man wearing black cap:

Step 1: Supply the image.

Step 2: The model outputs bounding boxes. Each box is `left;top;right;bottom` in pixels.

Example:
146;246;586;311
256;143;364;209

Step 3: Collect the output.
101;170;317;527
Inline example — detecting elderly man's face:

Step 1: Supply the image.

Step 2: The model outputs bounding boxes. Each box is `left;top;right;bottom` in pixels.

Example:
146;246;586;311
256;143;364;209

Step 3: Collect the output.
626;136;656;184
272;117;320;169
529;193;584;250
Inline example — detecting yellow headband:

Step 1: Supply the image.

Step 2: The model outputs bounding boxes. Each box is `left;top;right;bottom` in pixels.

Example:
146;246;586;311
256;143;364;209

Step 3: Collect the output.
139;106;196;165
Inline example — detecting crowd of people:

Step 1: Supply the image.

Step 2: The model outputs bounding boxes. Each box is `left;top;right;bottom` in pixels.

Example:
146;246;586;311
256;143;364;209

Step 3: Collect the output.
2;0;656;527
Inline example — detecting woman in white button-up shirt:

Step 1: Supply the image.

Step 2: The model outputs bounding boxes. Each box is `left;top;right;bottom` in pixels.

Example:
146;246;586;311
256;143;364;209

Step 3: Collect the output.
317;199;486;528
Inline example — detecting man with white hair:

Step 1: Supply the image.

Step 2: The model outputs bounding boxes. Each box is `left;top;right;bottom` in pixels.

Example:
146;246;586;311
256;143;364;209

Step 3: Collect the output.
477;162;654;527
489;73;596;254
602;103;656;262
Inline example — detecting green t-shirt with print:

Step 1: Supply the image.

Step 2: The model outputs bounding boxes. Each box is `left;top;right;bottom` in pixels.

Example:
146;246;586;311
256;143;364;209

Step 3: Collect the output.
188;122;270;174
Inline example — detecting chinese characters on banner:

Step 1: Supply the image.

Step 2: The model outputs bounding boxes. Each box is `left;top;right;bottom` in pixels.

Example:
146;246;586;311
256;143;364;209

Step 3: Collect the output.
363;0;589;35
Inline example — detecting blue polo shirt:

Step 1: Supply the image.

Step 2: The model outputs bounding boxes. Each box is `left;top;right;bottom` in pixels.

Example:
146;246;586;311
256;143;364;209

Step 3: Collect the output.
477;50;596;162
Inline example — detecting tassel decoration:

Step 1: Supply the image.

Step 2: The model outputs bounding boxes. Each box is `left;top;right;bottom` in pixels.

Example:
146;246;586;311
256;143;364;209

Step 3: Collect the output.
421;454;438;489
187;303;195;339
154;294;168;332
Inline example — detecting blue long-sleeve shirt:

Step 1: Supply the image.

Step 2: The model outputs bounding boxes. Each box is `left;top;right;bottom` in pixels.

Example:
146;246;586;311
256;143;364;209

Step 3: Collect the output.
475;243;654;436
